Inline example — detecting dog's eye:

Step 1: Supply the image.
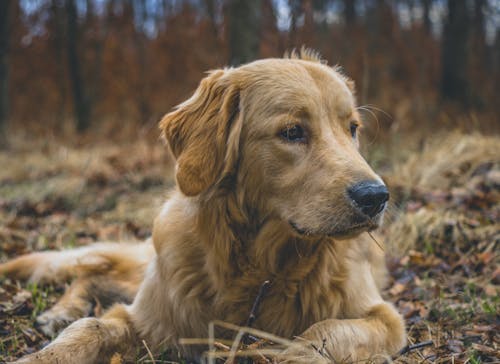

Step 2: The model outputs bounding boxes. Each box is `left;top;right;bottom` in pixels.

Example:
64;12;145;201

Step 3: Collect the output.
280;125;306;143
350;122;358;138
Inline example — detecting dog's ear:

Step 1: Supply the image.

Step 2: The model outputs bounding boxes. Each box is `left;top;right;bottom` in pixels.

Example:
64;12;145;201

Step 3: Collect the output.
159;70;242;196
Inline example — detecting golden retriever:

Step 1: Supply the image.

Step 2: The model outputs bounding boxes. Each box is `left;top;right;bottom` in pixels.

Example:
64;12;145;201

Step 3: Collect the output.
1;50;406;363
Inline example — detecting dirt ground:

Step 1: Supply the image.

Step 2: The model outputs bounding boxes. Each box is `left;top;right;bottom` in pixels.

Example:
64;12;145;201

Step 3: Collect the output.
0;133;498;363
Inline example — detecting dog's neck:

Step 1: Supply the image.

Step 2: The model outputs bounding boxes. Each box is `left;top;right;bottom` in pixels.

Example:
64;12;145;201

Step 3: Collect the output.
197;191;341;289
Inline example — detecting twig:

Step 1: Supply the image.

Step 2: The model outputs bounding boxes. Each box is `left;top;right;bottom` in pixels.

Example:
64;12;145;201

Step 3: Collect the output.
179;338;233;347
242;280;272;347
394;340;434;357
211;320;295;347
368;232;384;252
142;339;156;363
214;341;231;351
206;348;283;358
245;280;271;328
456;221;471;246
208;320;215;364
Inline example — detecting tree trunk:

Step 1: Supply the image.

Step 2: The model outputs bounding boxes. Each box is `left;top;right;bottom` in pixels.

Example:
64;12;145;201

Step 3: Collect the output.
86;0;107;122
287;0;301;49
473;0;486;42
203;0;220;39
441;0;469;105
344;0;356;26
0;0;11;147
66;0;90;133
50;0;67;127
472;0;486;63
228;0;261;66
494;29;500;103
132;0;150;124
422;0;431;33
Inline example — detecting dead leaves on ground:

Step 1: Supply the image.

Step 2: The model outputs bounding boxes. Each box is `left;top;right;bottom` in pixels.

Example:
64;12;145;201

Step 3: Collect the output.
0;141;169;361
0;137;499;363
385;161;499;363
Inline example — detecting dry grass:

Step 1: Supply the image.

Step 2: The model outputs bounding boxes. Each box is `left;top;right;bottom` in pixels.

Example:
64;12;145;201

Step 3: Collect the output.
380;133;499;364
388;132;499;190
0;131;498;363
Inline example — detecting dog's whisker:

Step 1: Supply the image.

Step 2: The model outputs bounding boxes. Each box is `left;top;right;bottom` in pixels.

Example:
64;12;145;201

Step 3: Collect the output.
359;104;393;120
357;106;381;146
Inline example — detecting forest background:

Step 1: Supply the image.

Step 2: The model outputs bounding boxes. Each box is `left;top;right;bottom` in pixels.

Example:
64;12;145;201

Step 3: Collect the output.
0;0;498;140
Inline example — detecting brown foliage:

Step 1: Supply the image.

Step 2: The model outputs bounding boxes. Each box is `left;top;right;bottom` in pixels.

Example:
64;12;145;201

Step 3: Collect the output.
2;1;498;139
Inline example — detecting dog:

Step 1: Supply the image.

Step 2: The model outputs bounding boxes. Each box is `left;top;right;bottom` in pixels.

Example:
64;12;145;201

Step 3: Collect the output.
1;50;406;363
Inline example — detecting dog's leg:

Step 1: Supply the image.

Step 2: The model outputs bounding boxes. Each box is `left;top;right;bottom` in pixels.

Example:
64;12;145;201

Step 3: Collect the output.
14;304;137;364
280;303;406;363
0;251;73;284
2;243;149;344
1;241;151;285
35;278;94;337
0;246;114;284
35;277;141;337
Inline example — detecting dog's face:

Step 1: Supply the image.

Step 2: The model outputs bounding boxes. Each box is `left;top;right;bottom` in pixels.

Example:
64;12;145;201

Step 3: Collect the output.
160;55;388;239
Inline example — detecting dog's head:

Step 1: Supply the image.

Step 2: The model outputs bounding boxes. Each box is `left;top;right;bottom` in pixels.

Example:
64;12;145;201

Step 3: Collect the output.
160;52;388;239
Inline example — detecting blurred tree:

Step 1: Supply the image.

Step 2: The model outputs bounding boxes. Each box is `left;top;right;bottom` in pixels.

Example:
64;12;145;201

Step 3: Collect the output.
495;28;500;103
132;0;150;123
301;0;314;45
260;0;281;58
203;0;221;38
228;0;262;66
473;0;486;46
469;0;487;107
441;0;469;105
344;0;357;26
422;0;431;33
288;0;302;48
49;0;67;125
85;0;108;120
0;0;11;147
3;0;499;136
66;0;90;132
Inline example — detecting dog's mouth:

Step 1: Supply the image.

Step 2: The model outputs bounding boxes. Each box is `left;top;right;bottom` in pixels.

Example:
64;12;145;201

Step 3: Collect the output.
327;221;379;239
289;216;380;240
289;221;310;236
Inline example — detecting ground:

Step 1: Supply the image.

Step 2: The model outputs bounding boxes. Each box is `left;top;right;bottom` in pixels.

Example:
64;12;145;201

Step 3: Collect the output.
0;133;498;363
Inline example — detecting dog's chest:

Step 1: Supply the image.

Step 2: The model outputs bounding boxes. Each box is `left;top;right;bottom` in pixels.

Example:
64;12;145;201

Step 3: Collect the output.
218;258;347;338
258;279;344;336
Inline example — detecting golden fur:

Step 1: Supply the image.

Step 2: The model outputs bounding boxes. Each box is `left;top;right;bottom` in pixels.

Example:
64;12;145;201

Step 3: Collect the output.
1;52;406;363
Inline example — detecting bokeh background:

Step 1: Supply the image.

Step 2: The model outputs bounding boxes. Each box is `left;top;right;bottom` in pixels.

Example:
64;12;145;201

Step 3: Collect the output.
0;1;499;363
0;0;499;142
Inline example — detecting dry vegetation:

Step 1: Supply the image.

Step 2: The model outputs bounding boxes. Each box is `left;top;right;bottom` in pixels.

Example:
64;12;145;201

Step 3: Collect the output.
0;130;498;363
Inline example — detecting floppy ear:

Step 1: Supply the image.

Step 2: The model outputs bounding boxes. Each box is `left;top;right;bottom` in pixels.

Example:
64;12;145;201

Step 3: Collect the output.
159;70;242;196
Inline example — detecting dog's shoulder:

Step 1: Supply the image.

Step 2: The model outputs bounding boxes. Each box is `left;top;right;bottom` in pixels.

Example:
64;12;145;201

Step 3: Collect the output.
153;191;199;253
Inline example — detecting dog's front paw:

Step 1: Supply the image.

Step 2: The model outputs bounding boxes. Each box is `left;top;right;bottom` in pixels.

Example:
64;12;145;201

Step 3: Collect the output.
35;310;76;337
276;341;329;364
10;351;57;364
34;297;93;337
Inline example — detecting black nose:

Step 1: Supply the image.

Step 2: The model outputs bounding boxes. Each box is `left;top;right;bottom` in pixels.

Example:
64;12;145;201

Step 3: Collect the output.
348;181;389;218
